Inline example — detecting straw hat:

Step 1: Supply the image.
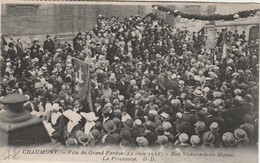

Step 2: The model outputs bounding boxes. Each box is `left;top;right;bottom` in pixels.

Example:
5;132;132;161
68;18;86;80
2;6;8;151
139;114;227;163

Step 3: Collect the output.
103;120;117;133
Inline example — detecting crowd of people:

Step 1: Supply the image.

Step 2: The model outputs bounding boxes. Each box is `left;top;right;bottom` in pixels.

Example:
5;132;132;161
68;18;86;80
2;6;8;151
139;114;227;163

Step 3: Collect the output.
0;9;259;150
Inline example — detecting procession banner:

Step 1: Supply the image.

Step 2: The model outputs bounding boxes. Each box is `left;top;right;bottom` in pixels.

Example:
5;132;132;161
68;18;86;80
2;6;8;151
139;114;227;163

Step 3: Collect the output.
73;58;93;112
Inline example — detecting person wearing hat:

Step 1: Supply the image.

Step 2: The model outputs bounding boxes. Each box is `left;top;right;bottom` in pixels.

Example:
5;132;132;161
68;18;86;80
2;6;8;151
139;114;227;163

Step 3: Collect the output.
210;122;221;148
240;114;255;145
190;135;201;148
136;136;149;147
112;117;123;132
45;83;58;103
103;120;117;134
15;38;24;57
165;72;180;97
201;131;215;149
194;121;206;137
141;121;157;146
30;38;40;59
122;118;134;132
100;134;116;146
205;108;225;136
182;105;197;126
7;42;16;61
234;128;249;148
116;77;128;98
37;71;47;86
94;98;104;121
158;71;166;94
221;132;237;148
132;101;145;118
119;129;135;147
242;94;255;116
174;133;190;148
14;57;25;78
131;119;144;139
75;130;91;146
50;68;59;81
33;81;47;98
65;137;78;147
157;135;172;149
5;61;14;76
88;129;101;147
43;35;55;54
100;107;114;124
166;89;175;104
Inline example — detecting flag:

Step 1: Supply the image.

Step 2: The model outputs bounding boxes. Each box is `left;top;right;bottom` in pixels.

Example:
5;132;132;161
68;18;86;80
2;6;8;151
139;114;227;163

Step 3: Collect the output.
220;28;228;82
73;58;93;112
222;27;228;59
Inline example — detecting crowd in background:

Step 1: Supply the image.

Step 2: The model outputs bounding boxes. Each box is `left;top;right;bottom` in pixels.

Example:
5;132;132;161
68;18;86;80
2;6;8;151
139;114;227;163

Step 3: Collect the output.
0;9;259;149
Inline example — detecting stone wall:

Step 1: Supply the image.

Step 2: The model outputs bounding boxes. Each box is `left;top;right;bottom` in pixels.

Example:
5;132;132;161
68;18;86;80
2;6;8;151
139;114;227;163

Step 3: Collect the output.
2;3;259;45
1;4;146;45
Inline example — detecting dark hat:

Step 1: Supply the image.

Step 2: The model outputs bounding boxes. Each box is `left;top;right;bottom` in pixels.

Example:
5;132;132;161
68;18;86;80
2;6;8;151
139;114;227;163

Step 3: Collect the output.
113;109;122;119
65;137;78;146
224;99;232;108
148;113;156;121
95;121;103;129
144;121;156;131
120;129;132;141
1;93;28;104
120;139;131;146
90;129;101;139
156;126;165;135
237;83;249;90
124;119;133;128
101;134;115;145
112;117;121;126
243;114;254;124
103;120;117;133
111;133;120;144
202;131;215;145
162;104;170;112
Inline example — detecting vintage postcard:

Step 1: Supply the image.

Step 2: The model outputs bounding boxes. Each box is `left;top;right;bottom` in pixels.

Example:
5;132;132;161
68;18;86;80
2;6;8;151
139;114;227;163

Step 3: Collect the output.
0;0;259;163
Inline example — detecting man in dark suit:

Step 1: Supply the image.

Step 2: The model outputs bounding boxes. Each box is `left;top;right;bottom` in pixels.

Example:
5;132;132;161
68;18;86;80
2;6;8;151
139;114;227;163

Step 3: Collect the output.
164;72;179;96
205;108;226;136
15;38;23;57
7;42;16;61
182;106;197;126
30;39;41;59
116;77;127;97
94;99;104;121
43;35;55;54
14;57;25;78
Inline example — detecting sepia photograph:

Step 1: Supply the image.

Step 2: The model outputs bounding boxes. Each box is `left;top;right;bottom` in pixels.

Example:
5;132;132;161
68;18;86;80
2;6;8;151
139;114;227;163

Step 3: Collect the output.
0;0;259;162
